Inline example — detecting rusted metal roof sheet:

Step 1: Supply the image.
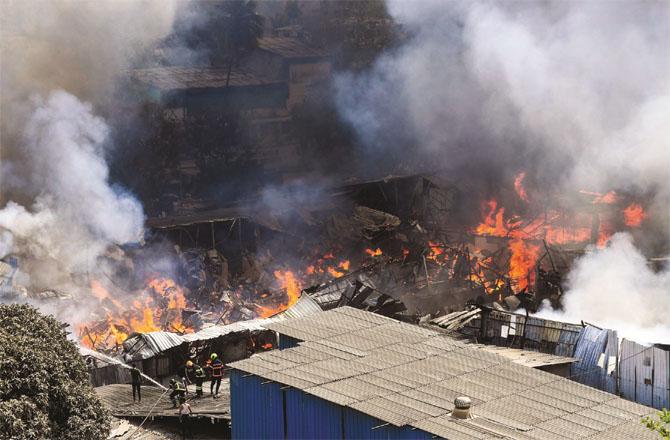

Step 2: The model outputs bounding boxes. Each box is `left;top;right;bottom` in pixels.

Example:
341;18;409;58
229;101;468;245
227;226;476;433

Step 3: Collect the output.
132;66;281;91
257;37;328;59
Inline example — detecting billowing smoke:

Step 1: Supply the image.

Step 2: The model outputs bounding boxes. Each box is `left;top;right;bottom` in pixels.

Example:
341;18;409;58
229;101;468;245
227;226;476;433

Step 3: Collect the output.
334;1;670;339
537;233;670;344
0;91;144;292
0;2;177;317
335;1;669;224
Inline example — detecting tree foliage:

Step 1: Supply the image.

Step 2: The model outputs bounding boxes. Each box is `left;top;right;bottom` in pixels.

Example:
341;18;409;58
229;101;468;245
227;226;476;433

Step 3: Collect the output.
0;304;110;440
643;409;670;439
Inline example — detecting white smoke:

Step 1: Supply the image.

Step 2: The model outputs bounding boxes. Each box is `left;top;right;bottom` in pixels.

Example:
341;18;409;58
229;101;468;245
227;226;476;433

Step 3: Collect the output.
334;1;670;341
536;233;670;344
335;1;670;211
0;91;145;292
0;1;178;303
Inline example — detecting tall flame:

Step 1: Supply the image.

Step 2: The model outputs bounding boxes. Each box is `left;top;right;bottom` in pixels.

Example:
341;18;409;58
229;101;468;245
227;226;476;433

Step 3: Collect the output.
508;238;540;292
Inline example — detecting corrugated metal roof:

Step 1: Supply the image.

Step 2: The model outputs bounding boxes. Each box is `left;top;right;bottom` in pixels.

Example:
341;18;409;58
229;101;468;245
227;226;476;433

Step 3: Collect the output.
257;37;328;59
123;331;186;360
132;66;282;91
230;306;657;439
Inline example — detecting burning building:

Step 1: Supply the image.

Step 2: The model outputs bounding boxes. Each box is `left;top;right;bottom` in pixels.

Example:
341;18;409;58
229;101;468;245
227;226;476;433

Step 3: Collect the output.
1;2;669;438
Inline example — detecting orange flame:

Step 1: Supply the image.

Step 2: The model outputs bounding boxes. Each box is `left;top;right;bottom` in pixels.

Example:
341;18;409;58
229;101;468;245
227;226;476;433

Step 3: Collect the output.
475;200;511;237
365;248;383;257
257;270;303;318
514;172;529;202
624;203;646;227
427;241;444;261
327;267;345;278
508;239;540;292
581;190;617;204
78;277;193;350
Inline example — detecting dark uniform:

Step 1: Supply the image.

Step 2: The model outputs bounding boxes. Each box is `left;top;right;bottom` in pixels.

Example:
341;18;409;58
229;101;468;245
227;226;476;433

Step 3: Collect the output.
130;366;141;402
189;364;207;397
207;355;224;397
170;380;187;407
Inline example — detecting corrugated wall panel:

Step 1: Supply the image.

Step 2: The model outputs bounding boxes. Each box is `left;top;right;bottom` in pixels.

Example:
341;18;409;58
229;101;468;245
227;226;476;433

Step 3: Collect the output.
620;339;656;407
601;329;618;394
555;324;581;357
571;326;608;389
652;347;670;409
279;334;301;350
286;388;343;439
230;369;285;439
637;346;654;407
619;339;639;403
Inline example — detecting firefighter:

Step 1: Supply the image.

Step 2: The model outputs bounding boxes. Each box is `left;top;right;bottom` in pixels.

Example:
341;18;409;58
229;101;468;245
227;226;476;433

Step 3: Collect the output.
130;363;142;403
206;353;224;398
185;360;206;397
169;378;186;408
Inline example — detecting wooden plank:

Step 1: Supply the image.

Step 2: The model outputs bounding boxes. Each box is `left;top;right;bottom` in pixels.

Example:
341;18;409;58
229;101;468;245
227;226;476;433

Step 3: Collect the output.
95;379;231;420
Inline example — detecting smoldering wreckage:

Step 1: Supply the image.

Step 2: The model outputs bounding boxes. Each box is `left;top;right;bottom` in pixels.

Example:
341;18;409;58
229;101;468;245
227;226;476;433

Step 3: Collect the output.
2;170;668;436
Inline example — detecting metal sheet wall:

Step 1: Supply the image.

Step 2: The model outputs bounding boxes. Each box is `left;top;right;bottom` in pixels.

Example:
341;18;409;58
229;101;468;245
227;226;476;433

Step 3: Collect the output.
286;388;343;439
279;334;301;350
230;369;285;439
652;346;670;409
620;339;651;406
556;322;582;357
620;339;670;409
571;325;609;389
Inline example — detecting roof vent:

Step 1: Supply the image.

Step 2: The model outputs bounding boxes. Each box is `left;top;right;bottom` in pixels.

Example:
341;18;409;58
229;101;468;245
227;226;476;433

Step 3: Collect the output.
452;396;472;419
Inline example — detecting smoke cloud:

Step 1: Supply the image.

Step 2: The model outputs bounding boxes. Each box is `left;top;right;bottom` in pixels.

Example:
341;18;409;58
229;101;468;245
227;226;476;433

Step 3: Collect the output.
335;1;670;341
0;91;145;292
537;233;670;344
0;2;177;308
335;1;670;222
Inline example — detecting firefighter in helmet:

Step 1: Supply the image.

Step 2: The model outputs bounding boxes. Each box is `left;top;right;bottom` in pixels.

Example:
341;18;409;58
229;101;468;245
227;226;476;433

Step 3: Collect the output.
185;360;206;397
206;353;224;398
169;378;186;408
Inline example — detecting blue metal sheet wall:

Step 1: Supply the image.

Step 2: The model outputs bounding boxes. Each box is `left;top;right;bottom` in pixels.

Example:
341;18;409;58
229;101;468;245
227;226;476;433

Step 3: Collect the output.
230;369;285;439
571;325;609;389
286;388;343;439
279;334;301;350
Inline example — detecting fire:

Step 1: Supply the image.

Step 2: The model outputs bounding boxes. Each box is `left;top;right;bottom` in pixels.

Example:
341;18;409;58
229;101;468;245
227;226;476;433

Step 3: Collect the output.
624;203;646;227
581;190;618;204
327;267;345;278
78;277;193;350
427;241;444;261
365;248;383;257
274;270;301;306
514;172;529;202
475;200;512;237
508;239;540;292
257;270;303;318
